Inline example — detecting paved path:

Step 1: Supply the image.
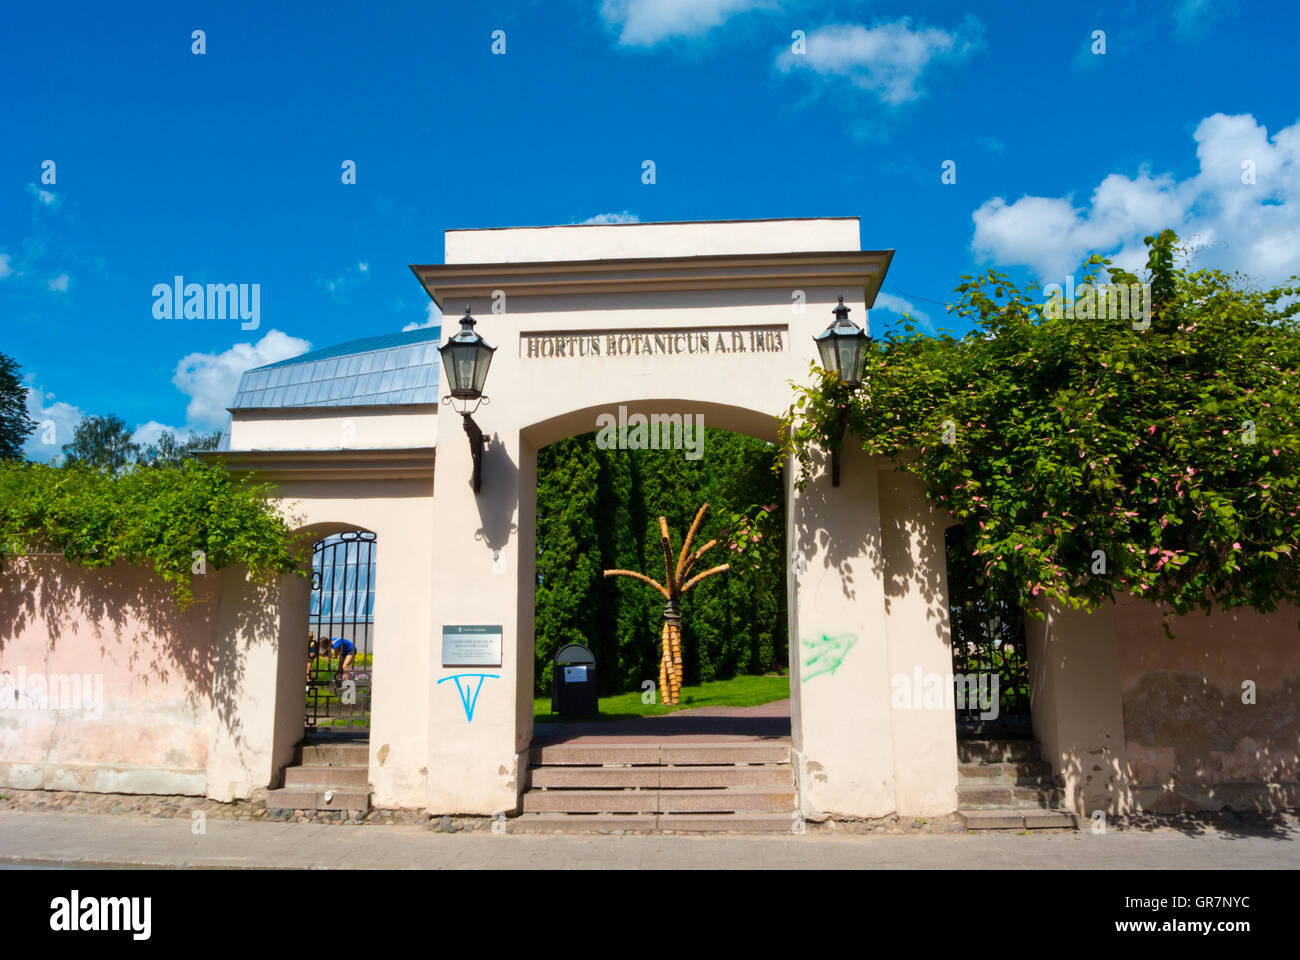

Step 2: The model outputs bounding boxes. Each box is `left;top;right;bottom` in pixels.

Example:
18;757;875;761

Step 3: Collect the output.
1;810;1296;869
533;698;791;744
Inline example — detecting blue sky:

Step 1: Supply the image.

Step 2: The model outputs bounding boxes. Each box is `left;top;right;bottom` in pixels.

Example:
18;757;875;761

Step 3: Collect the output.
4;0;1298;460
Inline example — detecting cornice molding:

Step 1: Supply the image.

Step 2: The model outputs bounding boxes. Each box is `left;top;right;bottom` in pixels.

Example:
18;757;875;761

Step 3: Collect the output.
411;249;894;308
195;447;436;482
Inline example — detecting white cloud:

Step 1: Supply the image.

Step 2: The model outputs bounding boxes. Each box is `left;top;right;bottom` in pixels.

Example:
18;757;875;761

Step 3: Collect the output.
578;211;640;224
0;254;12;279
23;383;84;463
1173;0;1235;42
319;261;371;300
872;291;936;333
19;332;306;461
971;112;1300;286
403;301;443;332
131;420;186;448
24;183;60;209
600;0;769;46
47;273;70;292
775;18;982;105
172;329;311;430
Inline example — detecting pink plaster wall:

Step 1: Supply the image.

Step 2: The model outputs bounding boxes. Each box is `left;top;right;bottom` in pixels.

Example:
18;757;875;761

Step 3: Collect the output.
0;558;219;776
1114;594;1300;786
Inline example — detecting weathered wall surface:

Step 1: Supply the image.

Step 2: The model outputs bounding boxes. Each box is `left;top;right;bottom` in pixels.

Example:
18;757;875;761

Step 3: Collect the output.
271;482;436;810
0;557;219;795
1114;595;1300;812
878;467;958;816
1026;601;1133;817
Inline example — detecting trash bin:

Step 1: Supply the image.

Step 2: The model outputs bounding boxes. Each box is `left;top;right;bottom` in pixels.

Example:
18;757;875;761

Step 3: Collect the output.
551;643;598;716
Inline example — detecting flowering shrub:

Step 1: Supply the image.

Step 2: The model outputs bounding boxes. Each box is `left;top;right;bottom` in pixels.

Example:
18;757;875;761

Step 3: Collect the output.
780;232;1300;627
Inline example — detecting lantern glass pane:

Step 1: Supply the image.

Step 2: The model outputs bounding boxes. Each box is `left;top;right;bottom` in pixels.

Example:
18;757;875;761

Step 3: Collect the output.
816;337;837;372
456;355;476;394
837;339;860;382
473;344;493;393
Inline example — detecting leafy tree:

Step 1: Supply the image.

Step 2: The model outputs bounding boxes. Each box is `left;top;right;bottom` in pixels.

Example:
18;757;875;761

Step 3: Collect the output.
0;353;37;460
62;415;140;473
780;232;1300;630
140;429;221;466
535;429;787;695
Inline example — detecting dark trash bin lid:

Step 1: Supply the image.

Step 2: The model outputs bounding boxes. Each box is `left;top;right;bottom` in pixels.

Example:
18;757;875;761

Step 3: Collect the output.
554;643;595;665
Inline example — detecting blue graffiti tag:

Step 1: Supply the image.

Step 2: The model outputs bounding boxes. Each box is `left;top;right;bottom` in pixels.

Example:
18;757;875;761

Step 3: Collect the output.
437;673;499;722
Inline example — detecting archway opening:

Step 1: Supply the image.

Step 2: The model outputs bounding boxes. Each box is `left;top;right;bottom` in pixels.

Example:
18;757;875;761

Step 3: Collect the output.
306;530;377;739
943;523;1031;740
529;413;791;740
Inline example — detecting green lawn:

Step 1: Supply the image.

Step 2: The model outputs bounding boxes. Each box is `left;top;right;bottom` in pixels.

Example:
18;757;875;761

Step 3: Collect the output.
534;673;789;724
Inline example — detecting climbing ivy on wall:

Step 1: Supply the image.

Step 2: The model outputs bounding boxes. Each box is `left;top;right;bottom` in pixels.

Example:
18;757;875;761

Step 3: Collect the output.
534;430;787;696
0;459;306;607
780;231;1300;628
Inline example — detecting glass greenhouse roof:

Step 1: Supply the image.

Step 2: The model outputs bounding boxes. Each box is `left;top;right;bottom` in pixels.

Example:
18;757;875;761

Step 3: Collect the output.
228;326;442;412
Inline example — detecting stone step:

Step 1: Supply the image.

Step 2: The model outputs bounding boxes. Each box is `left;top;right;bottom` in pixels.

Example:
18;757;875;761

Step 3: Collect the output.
522;790;660;814
283;764;370;788
266;786;370;813
656;813;794;832
532;744;661;766
521;787;796;815
660;743;791;765
959;809;1078;831
956;784;1066;809
660;788;796;814
529;764;793;790
957;761;1054;786
295;742;369;764
957;739;1039;764
511;814;658;834
530;741;790;766
510;813;792;834
531;766;660;789
660;765;793;788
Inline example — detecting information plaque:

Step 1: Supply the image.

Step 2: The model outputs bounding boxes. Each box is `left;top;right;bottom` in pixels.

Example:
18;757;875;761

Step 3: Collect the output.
441;624;503;667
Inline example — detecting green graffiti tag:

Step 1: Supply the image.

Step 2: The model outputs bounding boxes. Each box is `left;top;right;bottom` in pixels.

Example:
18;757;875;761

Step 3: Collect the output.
802;633;857;681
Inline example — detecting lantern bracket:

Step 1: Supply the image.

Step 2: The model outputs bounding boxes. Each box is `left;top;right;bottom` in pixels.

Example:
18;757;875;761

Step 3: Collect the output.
462;412;486;493
831;406;847;488
441;392;490;417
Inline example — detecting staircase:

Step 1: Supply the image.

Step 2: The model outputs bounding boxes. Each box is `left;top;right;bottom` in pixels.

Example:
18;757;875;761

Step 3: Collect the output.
267;736;371;814
515;740;796;833
957;738;1077;830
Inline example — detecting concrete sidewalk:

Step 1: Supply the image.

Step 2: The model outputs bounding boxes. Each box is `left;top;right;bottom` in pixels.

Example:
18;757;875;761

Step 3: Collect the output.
1;810;1297;869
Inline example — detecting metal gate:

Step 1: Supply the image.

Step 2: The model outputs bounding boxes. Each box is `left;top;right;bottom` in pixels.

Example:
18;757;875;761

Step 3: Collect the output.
306;531;376;732
944;525;1031;735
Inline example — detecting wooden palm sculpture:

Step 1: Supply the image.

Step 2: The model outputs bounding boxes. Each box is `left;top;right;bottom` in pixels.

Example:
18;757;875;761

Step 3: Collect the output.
604;503;729;705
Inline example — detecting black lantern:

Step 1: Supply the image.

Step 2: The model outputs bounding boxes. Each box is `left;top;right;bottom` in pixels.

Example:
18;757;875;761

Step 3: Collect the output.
439;306;496;494
813;296;871;386
812;297;872;487
440;306;496;403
